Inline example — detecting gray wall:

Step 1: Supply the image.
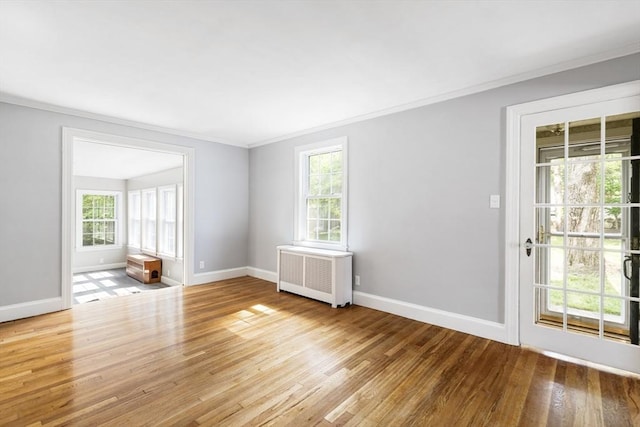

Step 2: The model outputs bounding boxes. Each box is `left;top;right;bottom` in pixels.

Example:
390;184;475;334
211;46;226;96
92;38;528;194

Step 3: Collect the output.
248;53;640;323
0;102;248;306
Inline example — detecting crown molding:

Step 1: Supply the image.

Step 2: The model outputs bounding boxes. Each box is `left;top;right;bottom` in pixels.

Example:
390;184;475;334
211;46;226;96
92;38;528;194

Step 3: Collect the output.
1;43;638;150
0;92;244;148
248;43;640;148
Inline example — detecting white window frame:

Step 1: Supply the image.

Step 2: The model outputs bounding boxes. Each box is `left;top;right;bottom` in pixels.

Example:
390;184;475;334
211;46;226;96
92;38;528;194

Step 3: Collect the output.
294;136;348;251
75;189;122;251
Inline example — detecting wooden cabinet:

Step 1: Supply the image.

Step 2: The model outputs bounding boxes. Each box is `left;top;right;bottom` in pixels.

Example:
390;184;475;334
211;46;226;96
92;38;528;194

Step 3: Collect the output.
126;254;161;284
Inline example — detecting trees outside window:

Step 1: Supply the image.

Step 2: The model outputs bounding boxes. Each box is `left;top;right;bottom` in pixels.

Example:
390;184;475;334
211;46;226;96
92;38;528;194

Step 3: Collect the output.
78;191;120;248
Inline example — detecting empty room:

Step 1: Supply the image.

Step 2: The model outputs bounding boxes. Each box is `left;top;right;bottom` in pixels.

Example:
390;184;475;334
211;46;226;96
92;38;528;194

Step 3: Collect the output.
1;1;640;425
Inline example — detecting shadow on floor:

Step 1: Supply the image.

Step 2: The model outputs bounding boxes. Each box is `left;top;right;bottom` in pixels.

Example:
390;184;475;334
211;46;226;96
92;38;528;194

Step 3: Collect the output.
73;268;170;304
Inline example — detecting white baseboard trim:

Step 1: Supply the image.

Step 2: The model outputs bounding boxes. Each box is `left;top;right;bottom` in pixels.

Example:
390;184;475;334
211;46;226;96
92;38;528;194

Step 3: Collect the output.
247;267;277;283
0;297;65;323
161;276;182;287
353;291;510;344
190;267;249;285
73;262;127;274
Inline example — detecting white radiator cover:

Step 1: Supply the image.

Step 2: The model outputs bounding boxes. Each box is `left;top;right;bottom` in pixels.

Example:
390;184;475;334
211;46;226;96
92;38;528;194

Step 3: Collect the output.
277;245;353;308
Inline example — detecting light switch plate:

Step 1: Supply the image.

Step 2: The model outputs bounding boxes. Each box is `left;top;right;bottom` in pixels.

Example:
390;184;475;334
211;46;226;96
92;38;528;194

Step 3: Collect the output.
490;195;500;209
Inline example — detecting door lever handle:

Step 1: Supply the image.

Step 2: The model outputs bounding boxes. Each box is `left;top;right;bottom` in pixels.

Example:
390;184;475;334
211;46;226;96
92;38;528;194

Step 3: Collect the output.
524;238;533;257
624;256;633;281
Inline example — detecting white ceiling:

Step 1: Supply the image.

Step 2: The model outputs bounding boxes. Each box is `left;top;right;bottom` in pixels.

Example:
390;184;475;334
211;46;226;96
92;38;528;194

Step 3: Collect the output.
1;1;639;148
74;141;183;179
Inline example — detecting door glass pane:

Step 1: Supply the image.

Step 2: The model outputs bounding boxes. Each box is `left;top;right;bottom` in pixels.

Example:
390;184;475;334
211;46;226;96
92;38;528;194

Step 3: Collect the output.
566;161;601;204
566;248;600;293
547;247;564;287
567;290;600;317
536;163;564;204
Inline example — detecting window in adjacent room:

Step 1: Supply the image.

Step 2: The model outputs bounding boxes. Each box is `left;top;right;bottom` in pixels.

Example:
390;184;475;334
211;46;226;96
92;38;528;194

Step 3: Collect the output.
129;185;182;258
127;190;141;248
141;188;157;252
158;185;176;256
77;190;121;248
295;136;348;250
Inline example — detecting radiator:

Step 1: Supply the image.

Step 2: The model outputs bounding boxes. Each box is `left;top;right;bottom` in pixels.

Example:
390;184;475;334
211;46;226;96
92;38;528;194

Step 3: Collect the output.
277;245;353;308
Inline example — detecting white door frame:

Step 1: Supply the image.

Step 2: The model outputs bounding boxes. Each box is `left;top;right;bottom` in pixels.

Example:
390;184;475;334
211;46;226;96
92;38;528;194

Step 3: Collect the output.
504;80;640;347
61;127;196;308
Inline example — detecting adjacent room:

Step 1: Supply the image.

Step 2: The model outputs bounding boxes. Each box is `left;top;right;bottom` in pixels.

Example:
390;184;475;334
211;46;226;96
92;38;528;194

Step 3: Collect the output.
71;140;184;304
1;1;639;425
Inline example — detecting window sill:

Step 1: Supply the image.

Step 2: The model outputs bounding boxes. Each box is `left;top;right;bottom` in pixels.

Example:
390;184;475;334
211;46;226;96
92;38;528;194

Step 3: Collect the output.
293;240;348;252
76;245;124;252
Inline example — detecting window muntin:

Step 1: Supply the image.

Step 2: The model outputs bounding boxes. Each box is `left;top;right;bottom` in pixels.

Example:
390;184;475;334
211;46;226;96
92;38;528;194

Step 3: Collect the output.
77;191;121;248
295;137;348;249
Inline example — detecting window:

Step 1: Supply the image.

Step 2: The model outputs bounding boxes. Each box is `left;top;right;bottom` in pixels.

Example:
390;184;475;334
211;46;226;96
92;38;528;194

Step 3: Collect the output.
129;185;183;258
295;137;348;250
177;184;184;258
141;189;157;252
128;191;141;248
77;190;121;248
158;185;176;255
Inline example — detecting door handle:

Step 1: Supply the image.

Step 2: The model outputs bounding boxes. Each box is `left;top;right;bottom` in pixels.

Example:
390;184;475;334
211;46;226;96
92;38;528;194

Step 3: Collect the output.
624;256;633;281
524;238;533;257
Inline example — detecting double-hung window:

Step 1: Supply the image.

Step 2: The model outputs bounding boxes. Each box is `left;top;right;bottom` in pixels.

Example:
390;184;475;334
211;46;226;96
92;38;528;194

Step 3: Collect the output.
77;190;121;249
141;189;157;252
158;185;176;256
295;137;348;250
129;185;182;258
127;191;141;248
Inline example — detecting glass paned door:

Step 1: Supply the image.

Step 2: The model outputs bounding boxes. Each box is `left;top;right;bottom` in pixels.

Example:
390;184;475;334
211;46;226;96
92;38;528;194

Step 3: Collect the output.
519;93;640;373
535;113;639;341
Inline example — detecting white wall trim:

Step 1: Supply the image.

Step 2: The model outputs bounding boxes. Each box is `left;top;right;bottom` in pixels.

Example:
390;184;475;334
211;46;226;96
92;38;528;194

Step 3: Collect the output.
504;79;640;347
247;267;278;283
73;262;127;274
61;128;73;311
353;291;509;344
246;266;510;343
0;298;64;323
249;43;640;147
161;276;182;287
190;267;249;285
503;104;522;346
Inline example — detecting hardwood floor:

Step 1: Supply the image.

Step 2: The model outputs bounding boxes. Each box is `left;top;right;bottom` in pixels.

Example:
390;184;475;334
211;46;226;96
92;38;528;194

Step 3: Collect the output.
1;277;639;426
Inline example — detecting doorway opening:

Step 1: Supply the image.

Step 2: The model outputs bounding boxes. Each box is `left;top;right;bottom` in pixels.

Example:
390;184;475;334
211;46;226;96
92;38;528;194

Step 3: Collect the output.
62;128;195;309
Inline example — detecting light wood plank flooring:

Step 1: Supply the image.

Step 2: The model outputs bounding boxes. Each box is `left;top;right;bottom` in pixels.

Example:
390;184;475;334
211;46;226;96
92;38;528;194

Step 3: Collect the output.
1;277;639;426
